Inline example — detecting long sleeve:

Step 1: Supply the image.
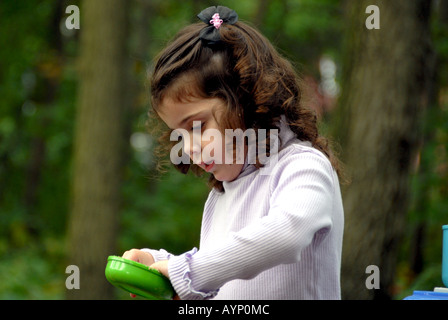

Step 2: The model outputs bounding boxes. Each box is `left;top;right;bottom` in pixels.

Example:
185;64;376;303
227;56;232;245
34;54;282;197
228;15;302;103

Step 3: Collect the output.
167;146;342;300
141;248;172;263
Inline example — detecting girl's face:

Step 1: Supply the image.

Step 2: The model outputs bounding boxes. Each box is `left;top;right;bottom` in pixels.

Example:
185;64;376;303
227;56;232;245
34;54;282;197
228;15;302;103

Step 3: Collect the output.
158;96;245;182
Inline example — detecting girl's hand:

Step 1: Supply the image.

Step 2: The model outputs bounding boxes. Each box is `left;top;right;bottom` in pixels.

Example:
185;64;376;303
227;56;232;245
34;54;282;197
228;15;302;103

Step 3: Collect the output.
150;260;180;300
122;250;178;299
122;249;155;298
122;249;155;266
149;260;169;278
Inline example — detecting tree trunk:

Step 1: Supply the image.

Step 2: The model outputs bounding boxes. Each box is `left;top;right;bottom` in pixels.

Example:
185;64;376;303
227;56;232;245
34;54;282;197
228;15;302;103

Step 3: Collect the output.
335;0;432;299
66;0;129;300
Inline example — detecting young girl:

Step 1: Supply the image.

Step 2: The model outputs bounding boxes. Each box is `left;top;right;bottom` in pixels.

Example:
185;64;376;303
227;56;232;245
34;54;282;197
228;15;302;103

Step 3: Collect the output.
123;5;344;300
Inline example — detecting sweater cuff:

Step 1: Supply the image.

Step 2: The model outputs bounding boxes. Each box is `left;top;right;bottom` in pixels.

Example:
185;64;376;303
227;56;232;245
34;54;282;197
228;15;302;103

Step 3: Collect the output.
140;248;171;263
168;248;219;300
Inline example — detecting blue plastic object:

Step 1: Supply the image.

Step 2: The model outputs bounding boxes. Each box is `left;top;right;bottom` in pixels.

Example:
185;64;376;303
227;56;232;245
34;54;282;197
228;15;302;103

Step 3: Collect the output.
403;225;448;300
443;225;448;288
403;290;448;300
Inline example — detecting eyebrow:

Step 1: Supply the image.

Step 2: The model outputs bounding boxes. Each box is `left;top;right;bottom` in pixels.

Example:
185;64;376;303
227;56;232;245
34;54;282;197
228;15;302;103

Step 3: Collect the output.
165;99;221;130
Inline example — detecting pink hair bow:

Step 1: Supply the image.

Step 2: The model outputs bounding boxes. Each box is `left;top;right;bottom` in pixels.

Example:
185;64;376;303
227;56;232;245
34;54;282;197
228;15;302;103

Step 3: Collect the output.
210;13;223;29
197;6;238;44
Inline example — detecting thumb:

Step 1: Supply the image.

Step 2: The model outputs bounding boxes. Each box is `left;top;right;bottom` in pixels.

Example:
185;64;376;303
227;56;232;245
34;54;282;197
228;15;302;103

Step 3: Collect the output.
150;260;169;279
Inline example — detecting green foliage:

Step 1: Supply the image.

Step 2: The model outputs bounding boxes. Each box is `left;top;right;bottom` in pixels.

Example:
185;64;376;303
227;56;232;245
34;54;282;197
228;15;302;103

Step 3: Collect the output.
394;7;448;297
0;240;66;300
0;0;447;300
0;0;210;299
120;163;209;255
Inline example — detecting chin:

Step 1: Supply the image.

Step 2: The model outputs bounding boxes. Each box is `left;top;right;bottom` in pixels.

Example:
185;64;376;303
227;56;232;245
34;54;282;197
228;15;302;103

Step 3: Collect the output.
211;173;229;182
211;166;241;182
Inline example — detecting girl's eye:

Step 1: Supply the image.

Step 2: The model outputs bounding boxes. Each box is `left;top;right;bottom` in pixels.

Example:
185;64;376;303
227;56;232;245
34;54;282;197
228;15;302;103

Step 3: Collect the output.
191;121;205;131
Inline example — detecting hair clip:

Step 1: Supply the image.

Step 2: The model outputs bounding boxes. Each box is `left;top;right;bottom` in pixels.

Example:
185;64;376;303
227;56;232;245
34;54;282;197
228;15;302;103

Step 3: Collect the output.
197;6;238;45
210;13;224;29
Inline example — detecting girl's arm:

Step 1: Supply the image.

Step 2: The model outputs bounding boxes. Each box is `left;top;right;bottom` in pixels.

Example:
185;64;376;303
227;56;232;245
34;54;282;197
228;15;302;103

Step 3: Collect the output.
167;150;337;300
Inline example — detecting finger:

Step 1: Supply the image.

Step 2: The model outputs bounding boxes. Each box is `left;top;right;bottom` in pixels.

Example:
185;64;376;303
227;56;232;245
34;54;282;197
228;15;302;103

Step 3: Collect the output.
149;260;169;278
122;249;140;262
122;249;155;266
139;252;155;266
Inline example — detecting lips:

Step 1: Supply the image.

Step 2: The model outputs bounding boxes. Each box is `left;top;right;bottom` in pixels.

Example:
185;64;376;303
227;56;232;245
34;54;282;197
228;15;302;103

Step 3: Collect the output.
201;161;215;172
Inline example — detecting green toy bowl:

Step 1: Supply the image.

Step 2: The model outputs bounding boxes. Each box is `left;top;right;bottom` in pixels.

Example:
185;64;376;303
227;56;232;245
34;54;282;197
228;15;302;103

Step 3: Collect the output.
105;255;174;300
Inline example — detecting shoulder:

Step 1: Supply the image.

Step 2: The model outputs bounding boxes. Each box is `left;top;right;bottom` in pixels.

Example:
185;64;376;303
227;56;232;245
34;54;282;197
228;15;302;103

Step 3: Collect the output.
267;141;336;192
271;140;334;175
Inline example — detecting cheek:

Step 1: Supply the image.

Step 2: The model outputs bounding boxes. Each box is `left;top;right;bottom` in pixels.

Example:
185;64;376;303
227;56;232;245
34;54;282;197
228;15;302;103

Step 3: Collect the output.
212;139;225;163
200;130;224;161
222;138;245;165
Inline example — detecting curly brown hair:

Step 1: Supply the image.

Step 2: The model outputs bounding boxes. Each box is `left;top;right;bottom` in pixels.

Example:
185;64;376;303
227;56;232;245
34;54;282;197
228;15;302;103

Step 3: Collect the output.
148;20;343;192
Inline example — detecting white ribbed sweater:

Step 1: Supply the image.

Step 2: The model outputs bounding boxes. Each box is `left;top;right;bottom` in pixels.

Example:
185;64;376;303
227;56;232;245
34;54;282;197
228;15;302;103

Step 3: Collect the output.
144;122;344;300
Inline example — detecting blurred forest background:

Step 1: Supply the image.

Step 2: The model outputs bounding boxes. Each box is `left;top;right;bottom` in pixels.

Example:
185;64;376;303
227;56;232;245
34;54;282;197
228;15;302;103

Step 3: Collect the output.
0;0;447;300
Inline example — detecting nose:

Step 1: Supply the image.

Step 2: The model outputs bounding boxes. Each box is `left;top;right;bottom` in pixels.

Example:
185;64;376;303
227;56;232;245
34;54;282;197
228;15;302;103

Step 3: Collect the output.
183;133;202;164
